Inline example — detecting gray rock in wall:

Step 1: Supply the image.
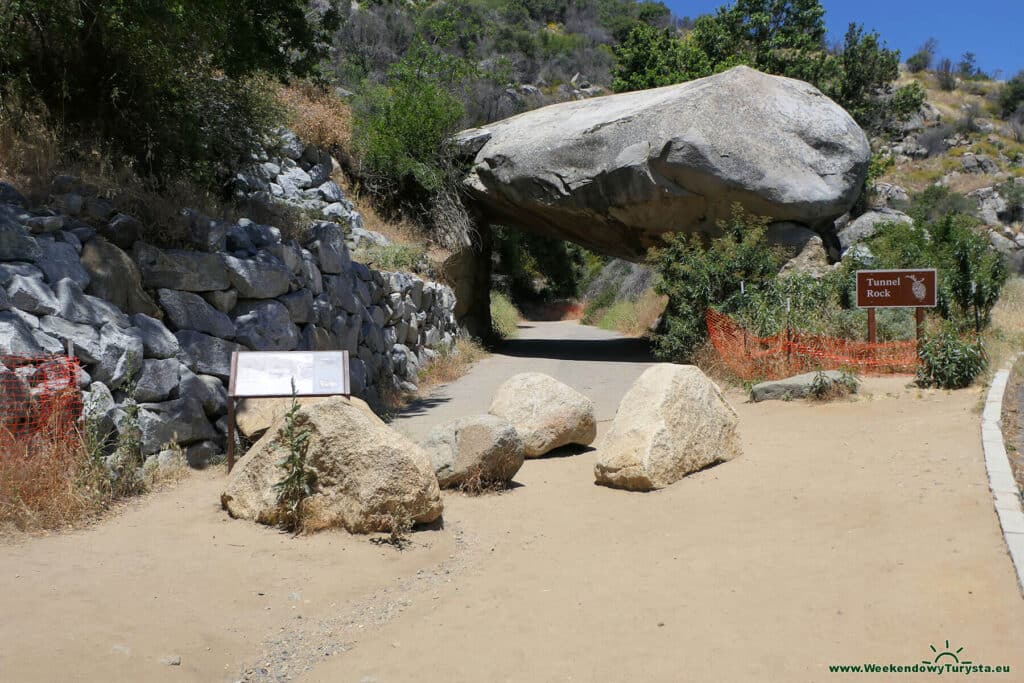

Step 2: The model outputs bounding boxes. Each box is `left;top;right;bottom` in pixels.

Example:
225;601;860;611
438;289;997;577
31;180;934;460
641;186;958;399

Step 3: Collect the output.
278;288;315;324
0;262;43;285
7;275;59;315
201;289;238;315
138;396;218;455
134;358;182;403
134;243;229;292
0;311;42;354
90;323;144;390
233;300;299;351
36;238;91;288
131;314;180;359
310;222;351;274
0;222;41;262
223;253;291;299
180;369;227;417
175;330;244;379
158;289;236;339
54;278;128;327
37;315;100;359
322;274;359;314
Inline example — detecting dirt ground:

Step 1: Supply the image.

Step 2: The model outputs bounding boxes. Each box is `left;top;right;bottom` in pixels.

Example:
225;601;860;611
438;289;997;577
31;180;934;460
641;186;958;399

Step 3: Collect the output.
1;321;1022;683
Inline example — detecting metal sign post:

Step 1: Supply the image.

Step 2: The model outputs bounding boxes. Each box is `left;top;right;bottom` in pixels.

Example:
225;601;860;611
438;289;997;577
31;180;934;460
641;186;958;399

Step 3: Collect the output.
226;350;351;471
855;268;938;343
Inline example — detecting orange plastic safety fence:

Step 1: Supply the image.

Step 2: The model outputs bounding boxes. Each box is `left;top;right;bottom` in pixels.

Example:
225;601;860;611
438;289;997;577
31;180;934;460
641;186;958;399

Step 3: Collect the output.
705;309;918;380
0;355;82;446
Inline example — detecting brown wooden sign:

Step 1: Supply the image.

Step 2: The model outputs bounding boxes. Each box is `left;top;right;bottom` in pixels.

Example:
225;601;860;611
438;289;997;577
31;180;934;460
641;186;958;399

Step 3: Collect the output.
856;269;937;309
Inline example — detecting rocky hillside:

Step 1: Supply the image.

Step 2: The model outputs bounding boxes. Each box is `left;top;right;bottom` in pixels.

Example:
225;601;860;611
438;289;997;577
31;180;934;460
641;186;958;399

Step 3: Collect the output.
872;69;1024;268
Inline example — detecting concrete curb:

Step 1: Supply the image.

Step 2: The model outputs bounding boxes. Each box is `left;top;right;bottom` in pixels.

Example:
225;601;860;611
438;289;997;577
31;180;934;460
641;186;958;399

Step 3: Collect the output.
981;365;1024;596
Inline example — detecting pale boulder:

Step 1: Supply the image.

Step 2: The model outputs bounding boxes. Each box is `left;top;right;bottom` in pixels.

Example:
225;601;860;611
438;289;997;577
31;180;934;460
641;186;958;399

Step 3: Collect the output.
234;394;379;440
594;364;741;491
489;373;596;457
423;415;524;488
221;396;442;533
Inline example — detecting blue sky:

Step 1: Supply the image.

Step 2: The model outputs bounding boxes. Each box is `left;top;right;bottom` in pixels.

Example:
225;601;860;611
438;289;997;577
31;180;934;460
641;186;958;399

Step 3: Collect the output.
663;0;1024;79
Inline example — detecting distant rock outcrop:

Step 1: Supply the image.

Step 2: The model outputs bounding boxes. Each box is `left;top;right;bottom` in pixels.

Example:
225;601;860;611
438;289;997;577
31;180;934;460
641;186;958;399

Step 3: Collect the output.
458;66;870;261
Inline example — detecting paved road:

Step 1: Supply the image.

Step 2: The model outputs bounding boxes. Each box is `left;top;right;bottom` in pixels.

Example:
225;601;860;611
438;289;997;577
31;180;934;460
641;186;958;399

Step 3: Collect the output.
391;320;657;441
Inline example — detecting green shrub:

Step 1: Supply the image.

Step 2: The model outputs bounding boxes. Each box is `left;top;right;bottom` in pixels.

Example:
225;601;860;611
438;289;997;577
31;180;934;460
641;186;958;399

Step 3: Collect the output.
273;386;316;533
861;210;1007;331
490;291;521;339
916;326;987;389
355;243;427;272
1001;72;1024;117
354;38;471;196
582;287;617;324
649;205;781;360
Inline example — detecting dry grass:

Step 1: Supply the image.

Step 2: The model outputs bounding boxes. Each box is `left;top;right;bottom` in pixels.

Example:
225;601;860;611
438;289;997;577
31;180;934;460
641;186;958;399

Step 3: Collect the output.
417;338;488;391
985;277;1024;377
691;339;754;390
945;173;1004;195
585;288;667;337
456;465;512;496
277;82;352;152
0;422;109;533
0;104;241;247
490;291;522;339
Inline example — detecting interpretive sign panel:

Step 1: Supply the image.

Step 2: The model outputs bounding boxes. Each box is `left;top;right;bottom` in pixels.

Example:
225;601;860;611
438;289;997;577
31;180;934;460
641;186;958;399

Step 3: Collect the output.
230;351;350;398
856;269;937;309
226;351;350;470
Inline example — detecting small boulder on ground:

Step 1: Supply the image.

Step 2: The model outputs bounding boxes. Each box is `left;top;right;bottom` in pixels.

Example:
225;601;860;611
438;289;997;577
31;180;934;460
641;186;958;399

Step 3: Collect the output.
750;370;857;402
489;372;596;457
422;415;524;488
222;396;442;533
594;364;742;491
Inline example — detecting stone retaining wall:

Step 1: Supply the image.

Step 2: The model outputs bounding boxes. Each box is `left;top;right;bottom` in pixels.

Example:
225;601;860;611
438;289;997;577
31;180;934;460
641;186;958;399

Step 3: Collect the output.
0;150;459;468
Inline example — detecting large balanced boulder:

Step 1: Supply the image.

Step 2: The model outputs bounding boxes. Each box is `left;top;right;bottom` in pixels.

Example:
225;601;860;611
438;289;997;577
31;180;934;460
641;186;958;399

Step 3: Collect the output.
489;373;596;457
422;415;524;488
221;397;442;533
459;66;869;260
594;364;742;491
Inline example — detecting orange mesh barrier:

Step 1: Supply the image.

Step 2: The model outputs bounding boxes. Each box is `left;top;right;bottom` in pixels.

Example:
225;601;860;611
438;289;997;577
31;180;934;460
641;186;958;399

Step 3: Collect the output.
705;309;918;380
0;355;82;445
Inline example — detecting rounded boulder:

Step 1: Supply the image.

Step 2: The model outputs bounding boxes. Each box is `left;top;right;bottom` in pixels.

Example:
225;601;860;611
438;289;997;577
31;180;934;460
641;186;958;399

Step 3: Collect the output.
221;396;442;533
423;414;524;488
594;364;741;491
489;373;596;457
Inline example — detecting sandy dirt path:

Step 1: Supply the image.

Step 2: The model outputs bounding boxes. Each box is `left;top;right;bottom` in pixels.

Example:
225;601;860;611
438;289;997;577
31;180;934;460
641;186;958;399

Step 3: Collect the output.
2;320;1022;682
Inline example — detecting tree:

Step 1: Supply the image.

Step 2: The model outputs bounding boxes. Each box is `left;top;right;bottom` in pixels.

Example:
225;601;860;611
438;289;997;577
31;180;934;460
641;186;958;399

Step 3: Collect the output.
1000;72;1024;117
821;24;900;130
906;37;937;73
957;51;982;79
611;1;906;132
611;24;693;91
936;57;957;91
